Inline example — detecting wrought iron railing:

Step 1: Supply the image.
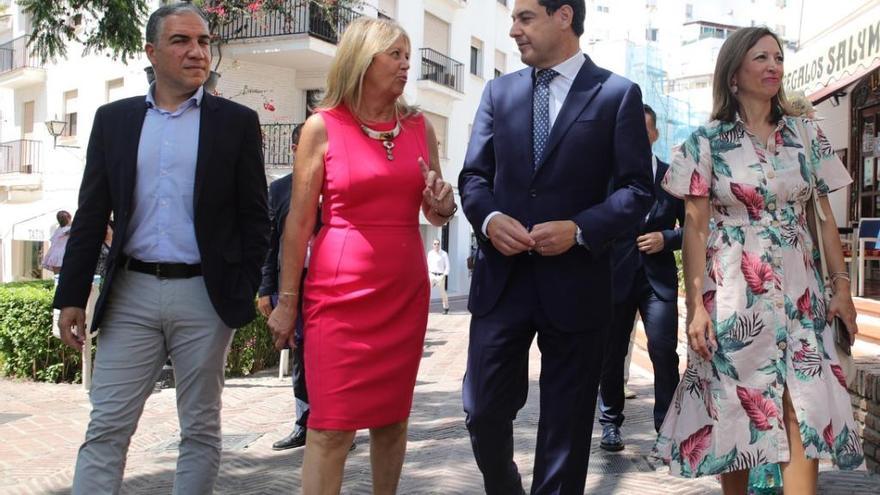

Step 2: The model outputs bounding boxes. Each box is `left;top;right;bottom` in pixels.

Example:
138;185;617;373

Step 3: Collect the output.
261;123;302;168
208;1;360;43
419;48;464;93
0;139;41;174
0;36;42;75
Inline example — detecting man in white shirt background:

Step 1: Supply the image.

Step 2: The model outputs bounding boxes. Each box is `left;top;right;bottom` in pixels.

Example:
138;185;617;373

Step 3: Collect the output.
426;239;450;314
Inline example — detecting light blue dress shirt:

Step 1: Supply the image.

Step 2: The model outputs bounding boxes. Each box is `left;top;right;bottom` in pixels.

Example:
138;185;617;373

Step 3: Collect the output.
124;85;203;264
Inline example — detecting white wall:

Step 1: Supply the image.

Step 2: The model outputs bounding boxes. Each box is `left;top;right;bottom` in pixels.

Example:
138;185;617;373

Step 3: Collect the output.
815;88;855;227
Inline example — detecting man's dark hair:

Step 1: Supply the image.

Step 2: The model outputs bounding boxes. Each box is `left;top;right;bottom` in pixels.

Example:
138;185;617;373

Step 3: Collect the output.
145;2;209;45
643;104;657;126
538;0;586;37
292;123;304;147
57;210;71;227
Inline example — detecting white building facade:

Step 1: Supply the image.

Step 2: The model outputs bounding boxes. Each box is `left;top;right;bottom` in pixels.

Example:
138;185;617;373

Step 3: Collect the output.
0;0;523;303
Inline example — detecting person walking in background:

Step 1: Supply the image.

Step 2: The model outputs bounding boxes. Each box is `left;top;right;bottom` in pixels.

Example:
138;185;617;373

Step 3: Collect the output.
53;4;269;494
427;239;450;314
655;27;862;494
266;17;455;494
257;124;311;451
598;104;685;452
458;1;654;493
43;210;72;274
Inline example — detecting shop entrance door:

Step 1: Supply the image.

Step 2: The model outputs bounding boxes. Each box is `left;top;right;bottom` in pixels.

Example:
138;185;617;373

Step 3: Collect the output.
858;104;880;218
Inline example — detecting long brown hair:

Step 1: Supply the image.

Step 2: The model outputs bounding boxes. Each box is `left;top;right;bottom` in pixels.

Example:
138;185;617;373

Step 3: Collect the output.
711;27;793;123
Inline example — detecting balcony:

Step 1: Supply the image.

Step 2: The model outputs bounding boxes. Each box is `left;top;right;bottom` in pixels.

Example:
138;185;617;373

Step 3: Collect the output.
261;123;301;169
0;140;42;190
418;48;464;97
207;1;361;71
0;36;46;88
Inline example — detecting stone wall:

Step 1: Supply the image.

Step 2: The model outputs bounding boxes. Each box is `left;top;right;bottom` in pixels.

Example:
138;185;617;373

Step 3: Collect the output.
849;357;880;473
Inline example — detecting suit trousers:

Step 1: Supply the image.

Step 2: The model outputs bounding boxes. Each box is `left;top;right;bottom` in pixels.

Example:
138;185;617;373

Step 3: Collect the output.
463;257;606;495
598;268;679;432
72;270;234;495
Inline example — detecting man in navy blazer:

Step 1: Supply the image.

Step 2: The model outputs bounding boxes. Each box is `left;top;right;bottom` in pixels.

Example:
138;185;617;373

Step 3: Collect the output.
458;1;654;493
53;4;268;493
597;105;685;453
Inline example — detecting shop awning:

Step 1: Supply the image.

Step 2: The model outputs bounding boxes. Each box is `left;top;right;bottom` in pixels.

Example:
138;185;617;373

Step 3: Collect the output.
0;194;78;242
784;7;880;103
12;209;63;241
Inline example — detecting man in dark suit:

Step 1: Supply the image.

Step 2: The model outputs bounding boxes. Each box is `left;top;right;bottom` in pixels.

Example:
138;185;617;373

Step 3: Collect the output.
257;125;309;450
598;105;685;452
54;4;268;494
458;1;654;493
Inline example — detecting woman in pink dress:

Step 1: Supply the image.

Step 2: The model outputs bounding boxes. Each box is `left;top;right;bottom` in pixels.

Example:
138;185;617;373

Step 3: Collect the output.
267;17;456;494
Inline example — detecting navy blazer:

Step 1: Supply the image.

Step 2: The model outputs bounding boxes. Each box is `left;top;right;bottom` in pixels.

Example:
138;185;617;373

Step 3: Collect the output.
459;56;654;333
259;173;292;297
610;159;684;303
53;92;270;330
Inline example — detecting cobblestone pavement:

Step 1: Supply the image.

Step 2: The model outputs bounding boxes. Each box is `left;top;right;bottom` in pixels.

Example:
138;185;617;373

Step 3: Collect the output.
1;300;879;494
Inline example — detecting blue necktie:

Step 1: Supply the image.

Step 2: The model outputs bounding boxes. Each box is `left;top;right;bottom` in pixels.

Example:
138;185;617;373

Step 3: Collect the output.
533;69;559;169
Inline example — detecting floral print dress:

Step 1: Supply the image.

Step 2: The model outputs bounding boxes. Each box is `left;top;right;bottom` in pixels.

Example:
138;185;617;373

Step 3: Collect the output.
654;115;864;478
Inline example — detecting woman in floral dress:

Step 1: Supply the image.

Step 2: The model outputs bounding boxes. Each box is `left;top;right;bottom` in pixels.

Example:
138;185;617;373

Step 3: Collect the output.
655;27;863;494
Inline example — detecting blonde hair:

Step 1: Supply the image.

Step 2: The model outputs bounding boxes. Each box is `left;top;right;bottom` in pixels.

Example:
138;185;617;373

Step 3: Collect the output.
711;27;793;123
319;17;416;119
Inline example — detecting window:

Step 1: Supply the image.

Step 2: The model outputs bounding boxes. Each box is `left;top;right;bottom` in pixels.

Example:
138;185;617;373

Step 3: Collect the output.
494;50;506;78
63;90;78;137
423;12;450;54
423;112;448;158
378;0;395;19
106;78;124;103
596;5;610;13
646;28;658;41
22;100;34;138
685;3;693;20
470;38;483;77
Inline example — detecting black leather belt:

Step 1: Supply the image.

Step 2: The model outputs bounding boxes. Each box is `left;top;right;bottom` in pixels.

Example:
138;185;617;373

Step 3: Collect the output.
431;272;444;276
123;256;202;279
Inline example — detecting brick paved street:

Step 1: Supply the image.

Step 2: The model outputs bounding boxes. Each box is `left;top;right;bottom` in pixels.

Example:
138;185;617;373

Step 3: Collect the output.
1;300;879;494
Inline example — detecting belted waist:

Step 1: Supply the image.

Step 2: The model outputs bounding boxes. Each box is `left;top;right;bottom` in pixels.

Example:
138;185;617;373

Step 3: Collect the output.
121;256;202;279
431;272;445;276
714;205;806;228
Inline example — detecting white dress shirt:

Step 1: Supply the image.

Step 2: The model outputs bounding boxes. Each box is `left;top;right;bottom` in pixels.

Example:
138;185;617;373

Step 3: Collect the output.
481;50;587;239
427;249;450;276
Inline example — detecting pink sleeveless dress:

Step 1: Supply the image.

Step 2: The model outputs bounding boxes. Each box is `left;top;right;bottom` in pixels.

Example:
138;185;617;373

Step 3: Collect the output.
302;105;430;430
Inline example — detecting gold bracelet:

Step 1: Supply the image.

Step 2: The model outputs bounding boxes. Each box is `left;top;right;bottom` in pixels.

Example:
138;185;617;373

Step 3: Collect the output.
279;290;299;297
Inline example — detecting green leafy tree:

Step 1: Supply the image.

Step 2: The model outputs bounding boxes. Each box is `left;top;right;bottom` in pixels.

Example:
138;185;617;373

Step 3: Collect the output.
21;0;362;65
19;0;151;64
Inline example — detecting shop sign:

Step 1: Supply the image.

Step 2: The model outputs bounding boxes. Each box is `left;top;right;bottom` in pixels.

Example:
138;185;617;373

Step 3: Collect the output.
785;12;880;96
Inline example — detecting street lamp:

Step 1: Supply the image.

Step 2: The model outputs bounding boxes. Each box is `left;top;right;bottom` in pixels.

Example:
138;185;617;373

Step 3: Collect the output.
45;118;78;148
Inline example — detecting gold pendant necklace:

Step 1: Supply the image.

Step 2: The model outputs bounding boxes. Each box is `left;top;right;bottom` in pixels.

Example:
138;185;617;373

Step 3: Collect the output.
359;120;401;161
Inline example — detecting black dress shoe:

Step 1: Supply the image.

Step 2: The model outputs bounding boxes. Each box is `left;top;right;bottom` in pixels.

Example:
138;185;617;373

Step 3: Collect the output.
443;308;449;314
272;430;306;450
600;424;624;452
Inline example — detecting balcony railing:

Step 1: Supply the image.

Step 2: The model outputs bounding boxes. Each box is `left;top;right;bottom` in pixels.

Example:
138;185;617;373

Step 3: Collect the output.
209;1;360;43
0;36;42;75
419;48;463;93
261;123;302;168
0;140;41;174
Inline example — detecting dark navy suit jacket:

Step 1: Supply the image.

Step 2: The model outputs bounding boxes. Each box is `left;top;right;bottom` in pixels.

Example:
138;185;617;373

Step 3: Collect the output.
259;173;292;297
459;56;654;333
610;159;684;304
